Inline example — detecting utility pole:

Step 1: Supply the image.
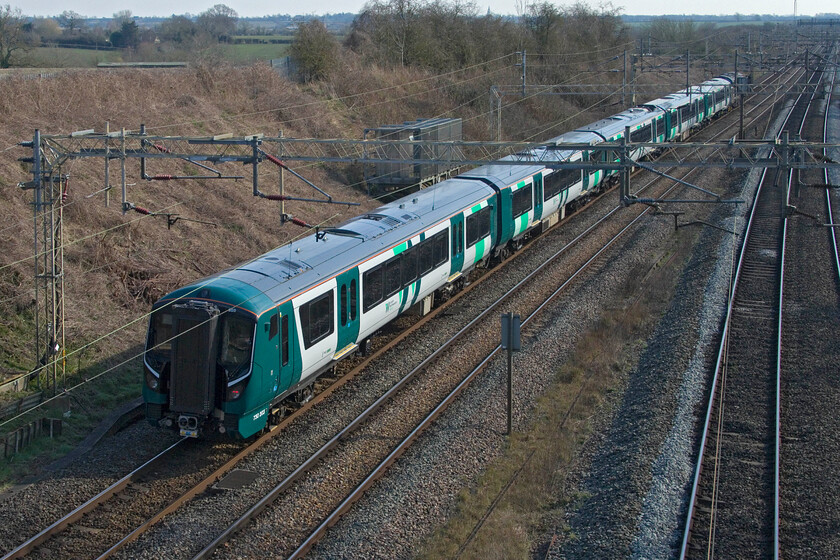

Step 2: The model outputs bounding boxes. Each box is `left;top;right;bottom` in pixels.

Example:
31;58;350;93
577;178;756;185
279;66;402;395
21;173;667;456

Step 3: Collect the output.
516;50;527;96
24;130;66;394
278;130;287;223
622;50;627;106
686;50;691;104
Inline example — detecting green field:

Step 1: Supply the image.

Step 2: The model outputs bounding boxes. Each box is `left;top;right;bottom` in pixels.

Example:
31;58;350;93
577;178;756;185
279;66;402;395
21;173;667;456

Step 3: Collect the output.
22;46;125;68
219;43;290;62
14;43;291;69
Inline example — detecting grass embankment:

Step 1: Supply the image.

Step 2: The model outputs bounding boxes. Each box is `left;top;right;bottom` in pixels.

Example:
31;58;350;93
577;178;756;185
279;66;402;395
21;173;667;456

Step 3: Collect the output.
419;228;697;558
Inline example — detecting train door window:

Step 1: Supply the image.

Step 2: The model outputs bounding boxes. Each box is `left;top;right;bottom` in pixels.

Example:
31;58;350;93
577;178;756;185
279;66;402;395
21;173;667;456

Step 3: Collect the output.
451;223;462;258
419;240;434;275
363;265;384;312
300;291;334;349
350;279;357;321
433;231;448;266
281;315;289;366
340;284;348;327
385;258;402;297
656;117;665;138
269;313;279;340
512;185;532;218
402;246;418;287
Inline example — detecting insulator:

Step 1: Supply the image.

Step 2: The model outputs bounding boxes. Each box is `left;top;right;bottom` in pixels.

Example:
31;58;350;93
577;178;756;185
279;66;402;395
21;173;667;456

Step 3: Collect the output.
151;175;174;181
262;194;289;201
262;151;287;169
290;217;312;228
133;206;151;215
152;143;171;154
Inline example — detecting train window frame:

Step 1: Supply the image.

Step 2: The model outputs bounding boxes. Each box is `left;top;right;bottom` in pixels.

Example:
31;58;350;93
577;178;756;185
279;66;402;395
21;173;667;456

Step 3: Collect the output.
466;206;492;248
434;231;448;266
419;240;434;275
350;279;357;321
512;184;532;219
544;167;579;201
630;124;651;143
385;257;402;297
363;264;384;312
300;291;334;349
401;246;418;288
281;315;289;366
340;284;348;327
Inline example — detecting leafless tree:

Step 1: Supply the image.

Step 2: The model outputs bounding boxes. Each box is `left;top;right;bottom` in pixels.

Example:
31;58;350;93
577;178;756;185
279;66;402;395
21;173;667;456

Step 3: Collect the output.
0;5;29;68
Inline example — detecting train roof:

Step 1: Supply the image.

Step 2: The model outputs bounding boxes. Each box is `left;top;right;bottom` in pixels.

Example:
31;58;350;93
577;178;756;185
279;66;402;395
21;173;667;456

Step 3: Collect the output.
576;106;659;140
156;177;497;316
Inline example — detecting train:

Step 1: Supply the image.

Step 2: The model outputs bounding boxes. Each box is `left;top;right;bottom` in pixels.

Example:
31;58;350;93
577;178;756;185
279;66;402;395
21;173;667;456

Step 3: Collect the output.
143;72;748;438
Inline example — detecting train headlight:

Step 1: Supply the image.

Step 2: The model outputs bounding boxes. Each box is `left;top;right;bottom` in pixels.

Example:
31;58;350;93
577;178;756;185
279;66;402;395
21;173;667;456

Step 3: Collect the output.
145;370;160;390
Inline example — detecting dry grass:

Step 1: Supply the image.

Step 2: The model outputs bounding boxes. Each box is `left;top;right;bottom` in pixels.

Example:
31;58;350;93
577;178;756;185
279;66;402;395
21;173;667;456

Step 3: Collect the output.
418;229;696;559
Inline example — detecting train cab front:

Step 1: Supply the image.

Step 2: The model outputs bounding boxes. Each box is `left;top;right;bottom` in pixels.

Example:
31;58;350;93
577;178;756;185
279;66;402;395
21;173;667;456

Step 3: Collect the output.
143;300;255;438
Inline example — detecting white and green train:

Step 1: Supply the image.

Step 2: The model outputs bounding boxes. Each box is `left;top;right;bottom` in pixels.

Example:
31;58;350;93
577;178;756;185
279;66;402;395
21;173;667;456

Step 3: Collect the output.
143;73;744;438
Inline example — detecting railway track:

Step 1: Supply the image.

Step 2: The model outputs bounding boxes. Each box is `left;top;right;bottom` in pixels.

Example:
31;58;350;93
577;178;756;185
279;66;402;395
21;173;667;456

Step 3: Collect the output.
679;58;827;559
776;47;840;557
185;64;810;559
1;60;807;560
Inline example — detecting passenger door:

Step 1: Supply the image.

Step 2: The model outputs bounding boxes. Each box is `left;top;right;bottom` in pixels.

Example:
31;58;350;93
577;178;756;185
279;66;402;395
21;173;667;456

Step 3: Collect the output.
335;268;360;357
277;300;299;390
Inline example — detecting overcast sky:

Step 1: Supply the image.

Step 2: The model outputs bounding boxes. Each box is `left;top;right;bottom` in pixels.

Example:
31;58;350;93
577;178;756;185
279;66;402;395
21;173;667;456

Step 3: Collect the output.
20;0;826;19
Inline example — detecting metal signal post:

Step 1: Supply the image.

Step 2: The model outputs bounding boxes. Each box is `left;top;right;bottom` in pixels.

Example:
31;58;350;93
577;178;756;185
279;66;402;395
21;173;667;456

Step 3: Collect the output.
501;313;521;436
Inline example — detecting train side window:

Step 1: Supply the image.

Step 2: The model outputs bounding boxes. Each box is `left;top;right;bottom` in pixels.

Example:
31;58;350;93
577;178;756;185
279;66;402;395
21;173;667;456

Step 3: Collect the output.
419;240;434;274
656;117;665;137
385;257;402;297
363;264;384;312
281;315;289;366
269;313;278;340
402;246;418;287
544;167;578;200
466;207;491;247
433;231;448;266
350;279;357;321
300;291;334;349
630;124;651;143
512;185;532;218
340;284;348;327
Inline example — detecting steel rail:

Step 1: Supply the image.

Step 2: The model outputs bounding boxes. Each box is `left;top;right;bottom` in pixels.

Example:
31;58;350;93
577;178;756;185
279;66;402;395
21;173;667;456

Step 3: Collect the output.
190;170;642;560
286;148;722;560
194;55;808;560
679;59;824;559
3;56;803;560
824;53;840;285
1;438;186;560
203;66;795;559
